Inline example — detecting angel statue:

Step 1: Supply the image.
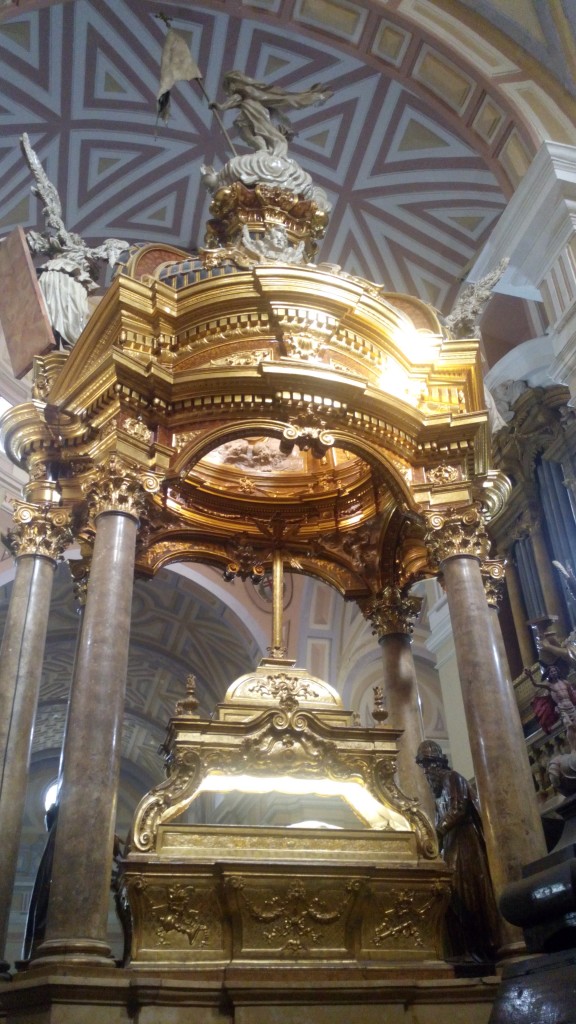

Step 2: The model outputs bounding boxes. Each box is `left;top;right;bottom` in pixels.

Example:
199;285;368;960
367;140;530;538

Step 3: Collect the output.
21;133;129;349
210;71;332;157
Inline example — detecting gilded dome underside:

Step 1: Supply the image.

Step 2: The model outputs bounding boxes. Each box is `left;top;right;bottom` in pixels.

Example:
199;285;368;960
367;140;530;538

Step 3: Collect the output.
168;440;393;539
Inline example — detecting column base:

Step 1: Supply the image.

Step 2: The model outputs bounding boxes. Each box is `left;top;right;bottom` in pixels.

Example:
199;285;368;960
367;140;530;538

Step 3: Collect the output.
29;938;116;969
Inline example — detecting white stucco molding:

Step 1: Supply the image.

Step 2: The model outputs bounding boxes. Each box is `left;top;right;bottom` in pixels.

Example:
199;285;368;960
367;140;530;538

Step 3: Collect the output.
471;141;576;290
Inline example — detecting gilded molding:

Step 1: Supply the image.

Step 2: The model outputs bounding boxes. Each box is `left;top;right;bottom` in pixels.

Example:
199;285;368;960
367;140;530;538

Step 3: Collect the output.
362;586;422;638
373;758;438;860
423;504;490;567
7;501;73;561
481;558;507;609
131;749;203;853
84;456;160;520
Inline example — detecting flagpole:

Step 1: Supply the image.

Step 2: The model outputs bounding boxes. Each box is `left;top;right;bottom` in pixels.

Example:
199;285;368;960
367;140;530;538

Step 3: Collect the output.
155;12;239;159
194;80;239;158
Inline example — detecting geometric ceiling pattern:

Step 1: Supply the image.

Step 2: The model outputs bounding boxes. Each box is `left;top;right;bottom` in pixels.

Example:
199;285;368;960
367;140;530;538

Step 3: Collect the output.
0;0;520;311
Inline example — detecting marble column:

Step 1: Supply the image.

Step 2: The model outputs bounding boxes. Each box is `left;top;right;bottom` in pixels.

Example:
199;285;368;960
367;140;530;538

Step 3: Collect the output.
425;590;474;779
425;508;547;952
364;588;435;822
0;502;72;968
31;460;157;967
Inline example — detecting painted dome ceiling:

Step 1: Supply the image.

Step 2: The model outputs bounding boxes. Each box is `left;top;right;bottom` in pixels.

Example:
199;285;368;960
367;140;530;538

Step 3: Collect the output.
2;0;571;322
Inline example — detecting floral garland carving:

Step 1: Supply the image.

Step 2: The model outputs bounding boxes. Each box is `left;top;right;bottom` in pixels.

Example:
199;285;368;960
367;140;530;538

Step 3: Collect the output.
227;877;360;955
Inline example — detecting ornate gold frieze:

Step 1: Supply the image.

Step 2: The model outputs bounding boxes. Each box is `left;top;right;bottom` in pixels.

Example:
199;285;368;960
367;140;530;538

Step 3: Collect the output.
362;586;423;638
123;855;452;964
123;416;153;443
246;672;321;703
226;876;359;956
204;181;328;259
426;464;460;485
424;504;490;566
7;501;73;561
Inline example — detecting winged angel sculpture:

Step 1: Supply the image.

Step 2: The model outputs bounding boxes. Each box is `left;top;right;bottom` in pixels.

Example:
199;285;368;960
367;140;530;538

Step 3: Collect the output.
21;133;129;349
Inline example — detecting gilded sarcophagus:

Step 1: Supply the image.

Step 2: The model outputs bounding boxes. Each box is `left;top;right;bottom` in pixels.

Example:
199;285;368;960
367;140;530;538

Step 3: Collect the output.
123;661;451;967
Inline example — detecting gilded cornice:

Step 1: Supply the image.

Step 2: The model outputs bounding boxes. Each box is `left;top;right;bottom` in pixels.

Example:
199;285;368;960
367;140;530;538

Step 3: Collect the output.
0;258;495;600
40;263;487;432
0;399;89;471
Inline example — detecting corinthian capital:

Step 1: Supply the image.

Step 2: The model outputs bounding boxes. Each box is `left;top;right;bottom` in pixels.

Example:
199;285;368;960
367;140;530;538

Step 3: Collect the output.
362;586;422;640
481;558;506;609
84;455;160;520
7;502;73;561
423;505;490;567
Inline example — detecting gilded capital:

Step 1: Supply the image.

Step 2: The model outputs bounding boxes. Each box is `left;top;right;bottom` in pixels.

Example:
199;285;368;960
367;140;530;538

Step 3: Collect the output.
7;502;73;562
481;558;507;609
423;505;490;567
84;456;160;520
363;586;422;640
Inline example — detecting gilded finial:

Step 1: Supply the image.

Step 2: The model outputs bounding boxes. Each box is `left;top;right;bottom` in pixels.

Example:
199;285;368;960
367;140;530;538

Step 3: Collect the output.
175;674;200;716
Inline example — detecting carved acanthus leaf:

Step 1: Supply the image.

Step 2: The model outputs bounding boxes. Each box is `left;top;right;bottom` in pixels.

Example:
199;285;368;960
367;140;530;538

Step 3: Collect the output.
362;586;422;638
7;502;73;561
423;504;490;566
84;455;160;519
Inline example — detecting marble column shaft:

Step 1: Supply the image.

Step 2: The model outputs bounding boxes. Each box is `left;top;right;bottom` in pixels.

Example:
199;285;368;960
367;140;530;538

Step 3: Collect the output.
379;633;436;821
442;554;546;905
0;553;57;961
36;510;138;964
